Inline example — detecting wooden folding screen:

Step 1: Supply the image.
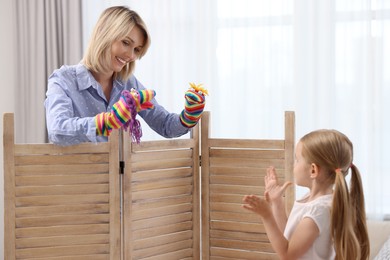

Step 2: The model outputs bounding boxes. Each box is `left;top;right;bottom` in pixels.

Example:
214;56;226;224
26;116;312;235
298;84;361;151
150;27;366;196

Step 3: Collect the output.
122;125;200;260
200;111;295;260
4;111;294;260
3;113;121;259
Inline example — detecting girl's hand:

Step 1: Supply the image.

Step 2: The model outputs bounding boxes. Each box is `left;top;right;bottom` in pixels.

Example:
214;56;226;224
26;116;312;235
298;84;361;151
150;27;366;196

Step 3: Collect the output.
242;193;273;219
265;166;292;202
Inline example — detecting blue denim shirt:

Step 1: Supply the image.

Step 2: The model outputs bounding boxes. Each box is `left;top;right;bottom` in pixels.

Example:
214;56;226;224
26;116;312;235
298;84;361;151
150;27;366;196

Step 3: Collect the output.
44;63;189;146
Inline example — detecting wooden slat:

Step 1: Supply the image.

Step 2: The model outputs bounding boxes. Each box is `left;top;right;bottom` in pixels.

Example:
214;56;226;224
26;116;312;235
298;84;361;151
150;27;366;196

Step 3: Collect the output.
16;234;109;249
27;255;109;260
133;239;192;259
208;138;285;149
132;185;193;201
210;184;265;195
15;174;109;186
210;157;285;168
131;149;193;162
14;142;110;155
16;214;109;228
211;221;266;233
132;195;192;211
15;224;109;238
132;167;192;182
15;194;109;207
210;238;274;252
132;203;193;220
210;202;248;213
132;221;193;240
15;164;109;175
132;176;192;191
210;247;278;260
210;230;269;242
15;204;109;217
210;193;253;204
133;230;193;250
131;139;195;151
15;184;109;197
210;175;263;186
209;166;284;177
138;248;193;260
131;158;193;172
209;148;285;159
132;212;193;231
211;211;263;223
15;153;109;165
15;244;110;258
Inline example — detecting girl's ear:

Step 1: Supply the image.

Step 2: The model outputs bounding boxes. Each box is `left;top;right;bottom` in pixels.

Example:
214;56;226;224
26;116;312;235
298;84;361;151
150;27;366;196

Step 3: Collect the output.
310;163;319;178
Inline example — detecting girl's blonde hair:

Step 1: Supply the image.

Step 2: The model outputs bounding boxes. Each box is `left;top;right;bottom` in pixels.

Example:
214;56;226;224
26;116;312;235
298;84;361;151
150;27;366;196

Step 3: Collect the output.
83;6;151;81
300;129;369;260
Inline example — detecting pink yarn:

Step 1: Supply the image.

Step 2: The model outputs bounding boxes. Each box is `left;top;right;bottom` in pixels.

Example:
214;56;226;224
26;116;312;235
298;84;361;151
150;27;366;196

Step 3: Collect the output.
121;90;142;144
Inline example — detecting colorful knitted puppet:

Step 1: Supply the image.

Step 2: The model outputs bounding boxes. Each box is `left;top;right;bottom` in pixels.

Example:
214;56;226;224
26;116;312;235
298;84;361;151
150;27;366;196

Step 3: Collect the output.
95;88;155;143
180;83;208;128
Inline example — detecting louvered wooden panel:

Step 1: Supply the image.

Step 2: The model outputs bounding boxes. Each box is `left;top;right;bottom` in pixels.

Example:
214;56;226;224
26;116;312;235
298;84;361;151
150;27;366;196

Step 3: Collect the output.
3;113;120;260
123;126;200;260
201;111;295;260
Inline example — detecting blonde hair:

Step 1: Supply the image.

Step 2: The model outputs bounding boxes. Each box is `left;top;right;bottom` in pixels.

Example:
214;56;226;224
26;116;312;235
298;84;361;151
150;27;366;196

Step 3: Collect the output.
300;129;369;260
83;6;151;81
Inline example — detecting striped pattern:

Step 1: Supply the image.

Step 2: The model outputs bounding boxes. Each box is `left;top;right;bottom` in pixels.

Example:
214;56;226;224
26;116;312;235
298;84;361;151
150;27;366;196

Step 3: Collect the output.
96;96;131;136
180;89;206;128
137;89;155;110
95;89;155;136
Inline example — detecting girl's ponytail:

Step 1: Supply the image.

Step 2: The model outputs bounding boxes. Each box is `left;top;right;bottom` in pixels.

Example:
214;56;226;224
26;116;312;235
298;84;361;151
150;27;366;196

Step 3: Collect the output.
331;169;360;260
349;164;370;260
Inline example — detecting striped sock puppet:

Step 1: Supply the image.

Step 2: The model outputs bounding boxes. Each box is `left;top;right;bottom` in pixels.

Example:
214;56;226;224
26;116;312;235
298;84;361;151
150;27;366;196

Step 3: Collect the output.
180;83;208;128
95;88;155;142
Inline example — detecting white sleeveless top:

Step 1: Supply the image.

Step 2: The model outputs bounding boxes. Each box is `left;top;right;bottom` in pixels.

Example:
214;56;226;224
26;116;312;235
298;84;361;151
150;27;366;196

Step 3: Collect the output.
284;194;335;260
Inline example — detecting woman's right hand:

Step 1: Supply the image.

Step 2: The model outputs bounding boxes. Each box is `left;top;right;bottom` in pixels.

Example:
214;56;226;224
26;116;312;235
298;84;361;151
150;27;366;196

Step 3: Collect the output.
264;166;292;203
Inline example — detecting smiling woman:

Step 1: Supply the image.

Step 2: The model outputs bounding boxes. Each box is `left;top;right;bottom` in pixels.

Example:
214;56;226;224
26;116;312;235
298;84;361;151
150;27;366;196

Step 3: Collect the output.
44;6;207;146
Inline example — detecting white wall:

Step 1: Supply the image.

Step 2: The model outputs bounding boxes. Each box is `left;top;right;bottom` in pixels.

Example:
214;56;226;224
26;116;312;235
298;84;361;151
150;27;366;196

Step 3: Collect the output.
0;0;16;257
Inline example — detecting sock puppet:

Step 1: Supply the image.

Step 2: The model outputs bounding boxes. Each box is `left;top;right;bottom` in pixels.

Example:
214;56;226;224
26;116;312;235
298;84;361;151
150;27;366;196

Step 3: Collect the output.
180;83;209;128
95;88;155;143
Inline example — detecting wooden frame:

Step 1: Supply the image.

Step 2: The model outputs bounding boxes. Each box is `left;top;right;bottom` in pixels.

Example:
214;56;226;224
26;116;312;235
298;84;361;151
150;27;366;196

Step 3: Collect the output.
200;111;295;260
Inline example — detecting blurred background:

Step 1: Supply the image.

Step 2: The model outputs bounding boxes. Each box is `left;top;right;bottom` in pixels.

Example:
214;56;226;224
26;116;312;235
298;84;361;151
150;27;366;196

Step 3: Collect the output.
1;0;389;256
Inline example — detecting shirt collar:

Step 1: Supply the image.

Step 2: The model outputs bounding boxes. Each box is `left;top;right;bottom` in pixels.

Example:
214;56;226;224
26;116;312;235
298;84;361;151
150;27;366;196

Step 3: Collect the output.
76;63;126;91
75;63;98;91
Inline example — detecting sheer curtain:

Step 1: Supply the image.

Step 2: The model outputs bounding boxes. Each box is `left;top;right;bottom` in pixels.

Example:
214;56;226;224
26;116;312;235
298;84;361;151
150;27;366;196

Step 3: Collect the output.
83;0;390;219
15;0;83;143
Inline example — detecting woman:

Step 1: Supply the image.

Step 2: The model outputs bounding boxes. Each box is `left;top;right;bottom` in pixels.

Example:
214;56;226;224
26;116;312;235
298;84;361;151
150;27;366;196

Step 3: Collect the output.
45;6;207;146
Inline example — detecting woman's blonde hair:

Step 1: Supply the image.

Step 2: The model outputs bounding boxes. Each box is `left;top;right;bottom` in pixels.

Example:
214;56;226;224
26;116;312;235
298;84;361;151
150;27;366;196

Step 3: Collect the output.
300;129;370;260
83;6;151;81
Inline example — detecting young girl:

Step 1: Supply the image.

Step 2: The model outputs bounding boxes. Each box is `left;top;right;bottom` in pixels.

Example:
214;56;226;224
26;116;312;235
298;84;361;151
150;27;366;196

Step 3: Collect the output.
242;129;370;260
